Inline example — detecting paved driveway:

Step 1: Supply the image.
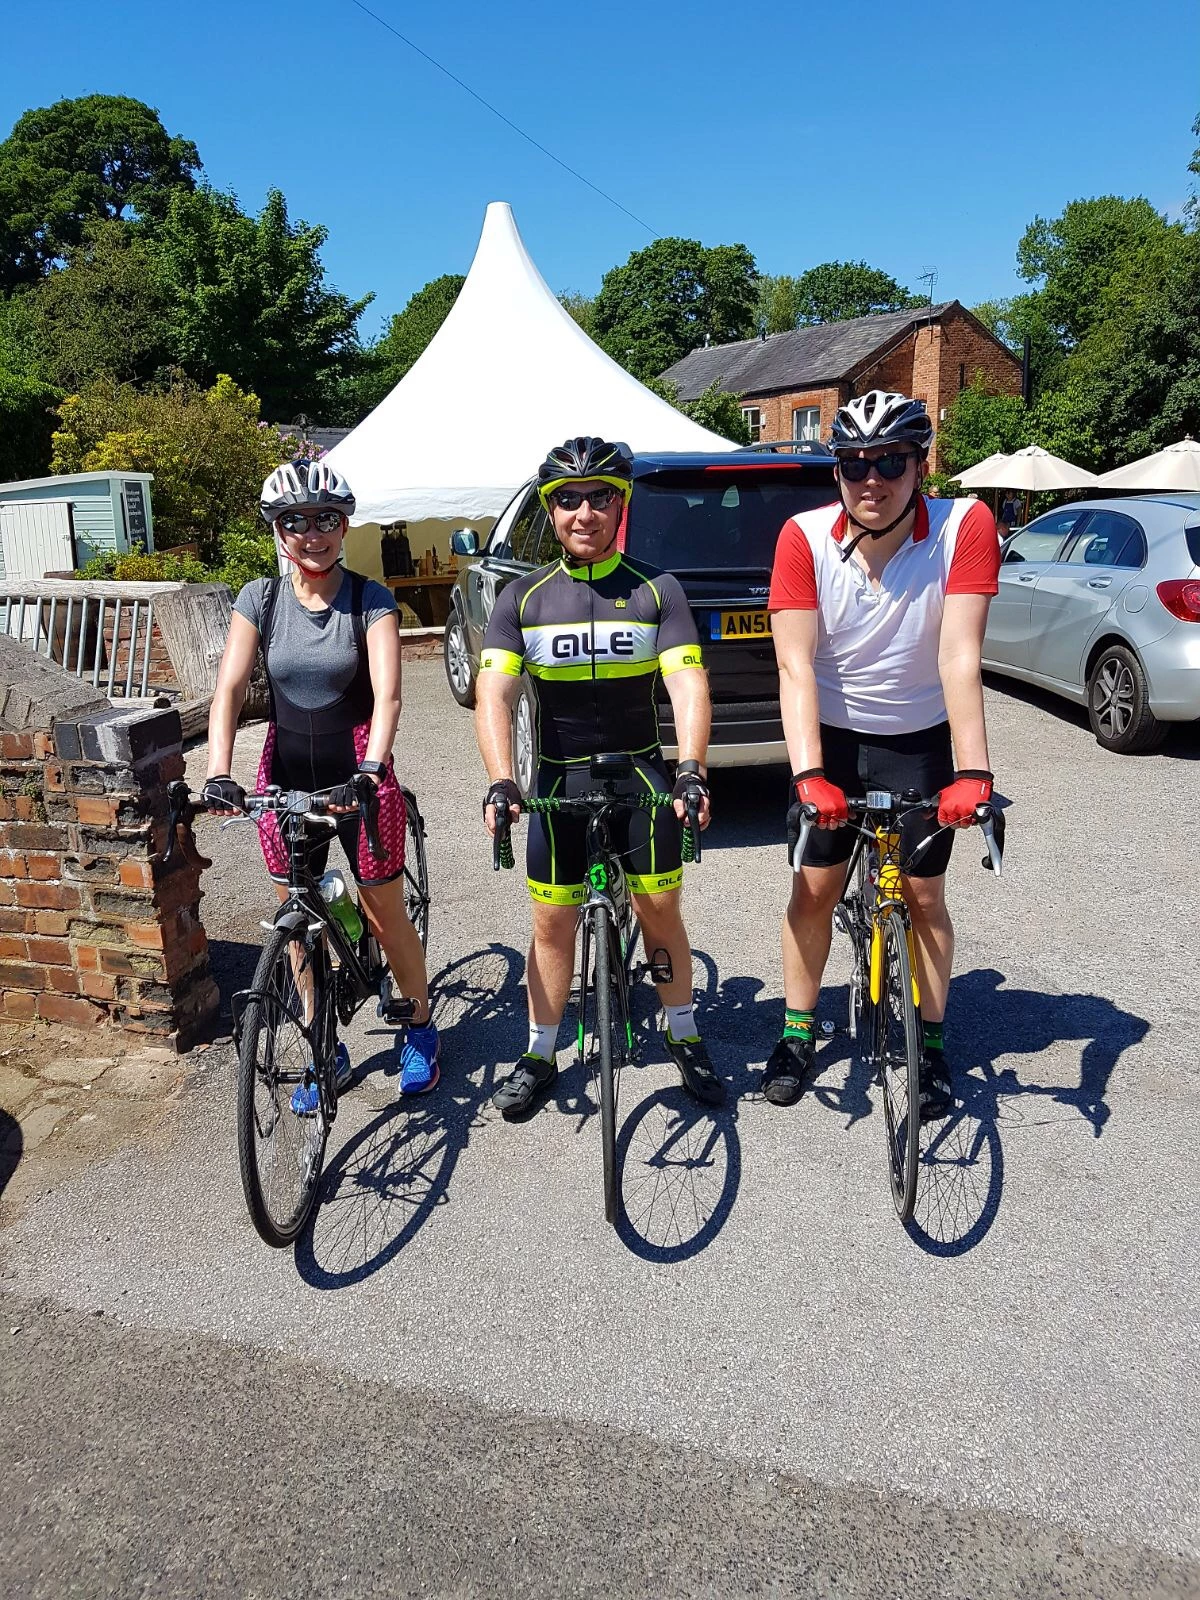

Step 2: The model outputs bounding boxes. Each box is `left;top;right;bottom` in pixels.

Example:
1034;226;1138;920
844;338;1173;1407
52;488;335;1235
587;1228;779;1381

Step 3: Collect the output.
2;661;1197;1597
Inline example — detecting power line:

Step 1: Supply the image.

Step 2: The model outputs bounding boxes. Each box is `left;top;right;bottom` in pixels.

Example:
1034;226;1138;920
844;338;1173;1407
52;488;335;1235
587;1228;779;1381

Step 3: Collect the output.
343;1;660;239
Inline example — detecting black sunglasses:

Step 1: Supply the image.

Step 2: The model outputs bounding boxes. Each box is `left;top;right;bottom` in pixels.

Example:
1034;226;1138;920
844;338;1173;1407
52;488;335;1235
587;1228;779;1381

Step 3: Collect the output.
277;509;346;535
549;485;622;512
838;452;918;483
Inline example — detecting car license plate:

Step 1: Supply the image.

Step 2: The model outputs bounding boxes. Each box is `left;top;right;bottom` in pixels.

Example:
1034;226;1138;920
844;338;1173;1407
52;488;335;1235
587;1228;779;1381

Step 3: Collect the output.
711;609;771;640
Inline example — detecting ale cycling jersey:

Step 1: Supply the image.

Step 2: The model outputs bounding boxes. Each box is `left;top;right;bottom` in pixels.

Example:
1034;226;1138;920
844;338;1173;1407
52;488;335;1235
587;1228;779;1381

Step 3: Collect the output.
479;550;703;763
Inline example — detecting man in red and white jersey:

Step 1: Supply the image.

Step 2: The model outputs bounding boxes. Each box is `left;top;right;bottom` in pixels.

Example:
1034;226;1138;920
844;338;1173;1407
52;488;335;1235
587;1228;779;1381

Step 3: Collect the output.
765;390;1001;1118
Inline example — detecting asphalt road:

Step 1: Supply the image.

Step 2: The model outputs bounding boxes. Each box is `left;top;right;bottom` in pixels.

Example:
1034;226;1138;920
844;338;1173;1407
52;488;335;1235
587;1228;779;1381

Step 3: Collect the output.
2;659;1198;1597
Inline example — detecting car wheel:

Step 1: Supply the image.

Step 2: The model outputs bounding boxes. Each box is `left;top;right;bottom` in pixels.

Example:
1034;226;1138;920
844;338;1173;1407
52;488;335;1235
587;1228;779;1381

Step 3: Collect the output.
443;609;476;708
512;677;538;798
1086;644;1167;753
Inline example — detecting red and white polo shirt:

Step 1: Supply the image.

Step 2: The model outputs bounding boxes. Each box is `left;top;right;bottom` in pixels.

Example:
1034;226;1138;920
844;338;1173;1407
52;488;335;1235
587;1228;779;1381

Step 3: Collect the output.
768;496;1000;735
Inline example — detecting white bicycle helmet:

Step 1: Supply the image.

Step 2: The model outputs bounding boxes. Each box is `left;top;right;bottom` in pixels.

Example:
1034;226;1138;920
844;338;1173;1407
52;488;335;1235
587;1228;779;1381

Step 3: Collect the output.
828;391;934;457
260;460;356;522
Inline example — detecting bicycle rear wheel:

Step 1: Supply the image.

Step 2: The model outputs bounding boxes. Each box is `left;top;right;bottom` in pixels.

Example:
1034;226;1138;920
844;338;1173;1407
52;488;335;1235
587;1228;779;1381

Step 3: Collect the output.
875;913;921;1221
587;904;622;1225
237;923;331;1247
401;787;430;952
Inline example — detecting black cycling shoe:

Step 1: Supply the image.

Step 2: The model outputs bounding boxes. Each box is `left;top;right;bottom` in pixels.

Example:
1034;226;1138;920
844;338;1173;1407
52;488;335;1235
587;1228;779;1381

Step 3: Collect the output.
761;1036;813;1106
919;1046;953;1122
664;1035;725;1106
492;1053;558;1120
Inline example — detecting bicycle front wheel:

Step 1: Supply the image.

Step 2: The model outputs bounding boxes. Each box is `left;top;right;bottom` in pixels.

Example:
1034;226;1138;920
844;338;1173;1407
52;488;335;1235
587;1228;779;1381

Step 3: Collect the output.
401;788;430;952
237;923;331;1247
588;904;622;1225
875;913;921;1221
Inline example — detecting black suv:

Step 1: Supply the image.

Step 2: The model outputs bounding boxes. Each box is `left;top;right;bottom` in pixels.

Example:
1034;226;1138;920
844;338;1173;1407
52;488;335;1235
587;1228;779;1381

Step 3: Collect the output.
443;447;838;791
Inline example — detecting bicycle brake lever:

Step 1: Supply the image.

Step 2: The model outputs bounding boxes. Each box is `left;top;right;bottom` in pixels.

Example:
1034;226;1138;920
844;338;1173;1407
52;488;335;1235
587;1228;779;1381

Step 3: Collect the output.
684;794;702;865
978;806;1004;876
789;803;818;873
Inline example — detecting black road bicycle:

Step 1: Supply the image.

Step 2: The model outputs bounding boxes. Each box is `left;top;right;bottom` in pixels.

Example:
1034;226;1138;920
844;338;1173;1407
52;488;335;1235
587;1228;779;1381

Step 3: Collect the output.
165;777;430;1248
493;753;702;1225
792;790;1004;1222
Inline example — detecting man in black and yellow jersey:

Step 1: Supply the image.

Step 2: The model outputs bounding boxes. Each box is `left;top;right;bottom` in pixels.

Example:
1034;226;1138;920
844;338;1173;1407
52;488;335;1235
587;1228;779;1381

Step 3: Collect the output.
475;436;723;1118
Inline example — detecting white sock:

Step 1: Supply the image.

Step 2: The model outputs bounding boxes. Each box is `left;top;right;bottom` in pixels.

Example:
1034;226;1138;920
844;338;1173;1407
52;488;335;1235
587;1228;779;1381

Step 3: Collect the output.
527;1020;560;1062
664;1003;698;1043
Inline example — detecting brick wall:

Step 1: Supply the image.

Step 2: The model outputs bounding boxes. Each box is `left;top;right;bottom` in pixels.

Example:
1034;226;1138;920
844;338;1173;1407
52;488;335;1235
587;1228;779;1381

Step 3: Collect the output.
0;637;217;1046
744;387;845;447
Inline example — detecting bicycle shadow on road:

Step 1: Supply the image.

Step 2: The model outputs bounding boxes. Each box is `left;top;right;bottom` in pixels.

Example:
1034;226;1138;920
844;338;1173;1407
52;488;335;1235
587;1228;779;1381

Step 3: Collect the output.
294;944;525;1289
0;1108;21;1201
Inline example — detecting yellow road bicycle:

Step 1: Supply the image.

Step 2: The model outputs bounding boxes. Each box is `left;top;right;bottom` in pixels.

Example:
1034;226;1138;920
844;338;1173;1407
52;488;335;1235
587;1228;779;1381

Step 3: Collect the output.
792;790;1005;1221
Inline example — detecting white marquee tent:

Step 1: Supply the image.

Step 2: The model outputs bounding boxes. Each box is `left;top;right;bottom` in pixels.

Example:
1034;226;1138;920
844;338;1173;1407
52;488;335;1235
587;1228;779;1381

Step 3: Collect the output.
326;202;735;527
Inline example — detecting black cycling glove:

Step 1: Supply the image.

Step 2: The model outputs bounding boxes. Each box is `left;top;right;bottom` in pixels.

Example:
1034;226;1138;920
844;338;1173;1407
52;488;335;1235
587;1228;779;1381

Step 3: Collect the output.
671;768;710;810
484;778;522;820
201;774;245;814
327;772;378;811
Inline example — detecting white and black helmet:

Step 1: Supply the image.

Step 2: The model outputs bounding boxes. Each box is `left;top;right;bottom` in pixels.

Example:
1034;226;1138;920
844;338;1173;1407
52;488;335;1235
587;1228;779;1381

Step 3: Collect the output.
828;391;934;457
260;460;356;523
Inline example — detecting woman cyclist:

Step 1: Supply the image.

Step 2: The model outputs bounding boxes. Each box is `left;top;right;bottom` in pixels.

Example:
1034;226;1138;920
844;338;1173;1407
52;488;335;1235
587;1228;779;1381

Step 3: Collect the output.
203;460;439;1099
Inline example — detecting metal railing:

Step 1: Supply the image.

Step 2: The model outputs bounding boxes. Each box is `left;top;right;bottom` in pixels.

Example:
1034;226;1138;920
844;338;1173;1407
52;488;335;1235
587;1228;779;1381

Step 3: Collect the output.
0;580;184;700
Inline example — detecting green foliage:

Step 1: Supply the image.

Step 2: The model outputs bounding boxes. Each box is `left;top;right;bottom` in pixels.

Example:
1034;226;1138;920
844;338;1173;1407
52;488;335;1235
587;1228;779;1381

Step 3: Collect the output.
558;291;596;337
153;185;371;421
756;275;803;335
211;517;279;592
52;373;288;556
0;95;199;291
938;381;1031;476
0;365;61;478
78;547;207;583
643;376;751;444
791;261;922;325
2;220;175;390
354;274;464;413
592;237;758;380
76;518;276;590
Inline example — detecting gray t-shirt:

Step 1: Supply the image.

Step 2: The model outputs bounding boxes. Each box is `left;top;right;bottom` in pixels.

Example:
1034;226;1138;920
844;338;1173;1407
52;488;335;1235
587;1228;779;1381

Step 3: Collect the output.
234;571;397;712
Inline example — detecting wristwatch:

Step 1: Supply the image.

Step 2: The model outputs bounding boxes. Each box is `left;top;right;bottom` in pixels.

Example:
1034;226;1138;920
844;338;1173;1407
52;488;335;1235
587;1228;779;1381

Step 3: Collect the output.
358;759;388;783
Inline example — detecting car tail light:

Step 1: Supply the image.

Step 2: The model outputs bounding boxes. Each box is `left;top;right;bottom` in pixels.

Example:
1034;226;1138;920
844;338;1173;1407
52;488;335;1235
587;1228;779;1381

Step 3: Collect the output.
1156;579;1200;621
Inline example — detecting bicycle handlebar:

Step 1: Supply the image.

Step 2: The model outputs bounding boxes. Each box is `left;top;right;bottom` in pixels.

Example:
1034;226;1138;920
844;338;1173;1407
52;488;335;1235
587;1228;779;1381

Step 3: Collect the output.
163;778;383;866
491;790;701;872
788;791;1006;877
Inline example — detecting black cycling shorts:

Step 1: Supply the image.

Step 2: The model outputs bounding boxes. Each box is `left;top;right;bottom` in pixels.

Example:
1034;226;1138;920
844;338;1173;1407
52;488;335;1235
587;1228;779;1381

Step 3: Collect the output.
526;752;682;906
798;721;955;880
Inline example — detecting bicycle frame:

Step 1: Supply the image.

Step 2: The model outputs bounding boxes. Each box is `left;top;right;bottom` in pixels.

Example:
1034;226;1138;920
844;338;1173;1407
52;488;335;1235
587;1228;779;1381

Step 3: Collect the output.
841;822;922;1012
575;806;637;1063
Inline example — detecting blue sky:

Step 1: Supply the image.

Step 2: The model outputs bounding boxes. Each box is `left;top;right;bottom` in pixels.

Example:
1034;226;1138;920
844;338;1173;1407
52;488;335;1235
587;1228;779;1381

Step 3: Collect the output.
4;0;1197;339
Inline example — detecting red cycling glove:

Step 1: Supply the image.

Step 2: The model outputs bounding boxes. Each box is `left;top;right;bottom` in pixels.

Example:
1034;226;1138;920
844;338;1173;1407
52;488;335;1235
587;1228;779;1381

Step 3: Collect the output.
938;769;993;828
792;768;849;828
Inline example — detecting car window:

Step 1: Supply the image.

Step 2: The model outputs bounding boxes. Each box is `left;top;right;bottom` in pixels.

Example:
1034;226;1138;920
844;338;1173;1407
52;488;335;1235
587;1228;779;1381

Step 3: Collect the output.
628;469;837;572
497;489;542;562
1002;510;1086;564
1060;510;1146;569
514;506;558;567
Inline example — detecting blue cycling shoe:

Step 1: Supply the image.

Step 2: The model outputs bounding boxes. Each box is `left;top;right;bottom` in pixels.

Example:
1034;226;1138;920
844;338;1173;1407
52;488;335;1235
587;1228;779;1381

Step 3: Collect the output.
290;1042;351;1117
399;1023;440;1096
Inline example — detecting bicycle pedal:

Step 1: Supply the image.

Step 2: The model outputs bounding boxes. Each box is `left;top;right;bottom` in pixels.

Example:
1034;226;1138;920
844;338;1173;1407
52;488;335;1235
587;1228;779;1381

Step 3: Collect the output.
379;997;417;1026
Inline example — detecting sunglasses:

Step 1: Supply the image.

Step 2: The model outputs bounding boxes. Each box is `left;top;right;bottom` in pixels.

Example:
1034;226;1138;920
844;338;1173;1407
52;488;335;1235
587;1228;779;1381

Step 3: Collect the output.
838;452;918;483
277;510;345;535
549;485;623;512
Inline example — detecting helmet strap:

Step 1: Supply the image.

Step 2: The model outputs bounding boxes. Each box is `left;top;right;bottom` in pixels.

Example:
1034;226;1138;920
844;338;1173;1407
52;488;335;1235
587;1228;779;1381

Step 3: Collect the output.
836;481;922;564
278;543;341;577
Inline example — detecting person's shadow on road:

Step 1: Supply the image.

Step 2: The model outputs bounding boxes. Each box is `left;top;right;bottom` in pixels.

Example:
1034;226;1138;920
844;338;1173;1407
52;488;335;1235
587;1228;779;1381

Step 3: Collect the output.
294;943;525;1289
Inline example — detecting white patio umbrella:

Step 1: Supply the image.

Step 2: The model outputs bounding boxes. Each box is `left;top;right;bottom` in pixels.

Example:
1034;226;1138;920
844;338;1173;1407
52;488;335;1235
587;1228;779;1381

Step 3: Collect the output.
954;444;1098;491
1097;437;1200;492
950;452;1012;488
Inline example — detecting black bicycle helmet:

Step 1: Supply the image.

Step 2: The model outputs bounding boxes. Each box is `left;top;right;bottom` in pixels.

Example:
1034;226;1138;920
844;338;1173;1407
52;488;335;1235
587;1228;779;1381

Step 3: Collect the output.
536;436;634;508
827;391;934;458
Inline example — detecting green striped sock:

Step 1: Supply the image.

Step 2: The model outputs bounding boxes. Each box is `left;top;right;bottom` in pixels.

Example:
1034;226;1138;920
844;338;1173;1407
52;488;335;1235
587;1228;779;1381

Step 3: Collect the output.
923;1020;944;1051
783;1007;815;1043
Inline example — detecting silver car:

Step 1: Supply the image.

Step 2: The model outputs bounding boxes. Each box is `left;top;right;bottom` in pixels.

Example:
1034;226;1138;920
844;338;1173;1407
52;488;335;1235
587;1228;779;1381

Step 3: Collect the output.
983;493;1200;752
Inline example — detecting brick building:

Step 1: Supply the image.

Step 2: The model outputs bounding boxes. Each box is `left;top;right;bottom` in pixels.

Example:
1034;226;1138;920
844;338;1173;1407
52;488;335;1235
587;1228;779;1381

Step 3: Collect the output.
661;301;1022;471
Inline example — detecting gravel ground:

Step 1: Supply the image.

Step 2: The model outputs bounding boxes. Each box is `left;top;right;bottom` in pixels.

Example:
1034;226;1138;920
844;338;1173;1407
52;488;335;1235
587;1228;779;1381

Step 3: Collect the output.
2;658;1198;1594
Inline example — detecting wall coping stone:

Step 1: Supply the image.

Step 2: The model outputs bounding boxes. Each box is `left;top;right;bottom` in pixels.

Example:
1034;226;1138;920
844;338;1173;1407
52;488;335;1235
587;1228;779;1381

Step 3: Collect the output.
0;634;108;731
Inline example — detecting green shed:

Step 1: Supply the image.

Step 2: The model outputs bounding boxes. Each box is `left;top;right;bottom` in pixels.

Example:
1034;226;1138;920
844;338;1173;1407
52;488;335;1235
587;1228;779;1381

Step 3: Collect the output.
0;471;155;574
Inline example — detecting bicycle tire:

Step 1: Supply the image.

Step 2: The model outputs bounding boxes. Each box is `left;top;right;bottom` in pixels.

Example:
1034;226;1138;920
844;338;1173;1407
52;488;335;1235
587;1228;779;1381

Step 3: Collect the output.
875;913;921;1221
401;788;430;952
845;845;874;1045
237;922;331;1247
589;904;622;1226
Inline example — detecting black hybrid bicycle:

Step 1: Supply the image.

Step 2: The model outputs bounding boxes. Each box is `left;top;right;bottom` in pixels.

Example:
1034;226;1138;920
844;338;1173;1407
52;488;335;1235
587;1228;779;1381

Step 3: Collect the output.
792;790;1004;1221
166;776;430;1247
493;753;701;1225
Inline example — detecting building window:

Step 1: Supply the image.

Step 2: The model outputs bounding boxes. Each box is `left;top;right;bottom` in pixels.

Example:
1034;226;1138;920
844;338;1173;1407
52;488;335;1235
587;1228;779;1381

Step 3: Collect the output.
958;362;966;392
792;406;821;443
742;406;762;443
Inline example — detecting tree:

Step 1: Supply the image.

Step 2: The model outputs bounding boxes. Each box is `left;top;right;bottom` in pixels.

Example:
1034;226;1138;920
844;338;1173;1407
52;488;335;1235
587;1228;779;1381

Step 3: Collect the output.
0;366;61;479
756;275;804;335
792;261;922;325
937;381;1031;477
0;95;199;291
1;221;175;390
591;238;758;380
51;374;289;554
153;186;370;421
643;376;751;444
558;291;596;338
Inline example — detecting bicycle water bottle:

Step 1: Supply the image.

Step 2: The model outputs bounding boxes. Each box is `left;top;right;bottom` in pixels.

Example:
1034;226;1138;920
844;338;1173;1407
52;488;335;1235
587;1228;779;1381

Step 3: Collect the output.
318;870;364;942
